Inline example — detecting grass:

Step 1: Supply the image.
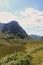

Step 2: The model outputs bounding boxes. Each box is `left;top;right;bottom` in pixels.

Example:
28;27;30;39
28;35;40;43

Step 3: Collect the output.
0;31;43;65
31;50;43;65
0;40;43;65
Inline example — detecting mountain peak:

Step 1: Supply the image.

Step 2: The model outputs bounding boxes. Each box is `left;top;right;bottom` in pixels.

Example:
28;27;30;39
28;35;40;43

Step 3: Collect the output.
9;20;18;24
2;20;31;39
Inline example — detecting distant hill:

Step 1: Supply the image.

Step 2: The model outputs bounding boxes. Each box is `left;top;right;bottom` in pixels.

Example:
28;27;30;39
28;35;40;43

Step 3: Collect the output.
2;21;31;39
30;34;41;40
40;36;43;40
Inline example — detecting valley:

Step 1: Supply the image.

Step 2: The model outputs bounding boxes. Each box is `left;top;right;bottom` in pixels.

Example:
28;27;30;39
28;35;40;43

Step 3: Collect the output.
0;21;43;65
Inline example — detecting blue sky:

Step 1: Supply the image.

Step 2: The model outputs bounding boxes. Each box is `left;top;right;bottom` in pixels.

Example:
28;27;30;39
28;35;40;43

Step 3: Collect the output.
9;0;43;11
0;0;43;12
0;0;43;36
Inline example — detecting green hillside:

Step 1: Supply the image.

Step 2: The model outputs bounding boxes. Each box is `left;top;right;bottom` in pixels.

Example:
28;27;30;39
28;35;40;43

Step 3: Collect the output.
0;37;43;65
0;21;43;65
0;31;43;65
0;31;27;57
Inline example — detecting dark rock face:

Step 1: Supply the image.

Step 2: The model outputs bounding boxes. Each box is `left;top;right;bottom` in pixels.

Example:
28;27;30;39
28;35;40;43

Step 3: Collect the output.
2;21;27;39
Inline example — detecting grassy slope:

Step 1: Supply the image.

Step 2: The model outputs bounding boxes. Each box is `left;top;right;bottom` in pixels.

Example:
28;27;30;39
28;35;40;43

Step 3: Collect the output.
0;31;27;57
0;32;43;65
26;40;43;65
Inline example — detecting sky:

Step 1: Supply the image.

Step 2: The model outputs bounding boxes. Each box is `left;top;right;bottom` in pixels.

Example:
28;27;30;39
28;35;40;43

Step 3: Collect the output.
0;0;43;36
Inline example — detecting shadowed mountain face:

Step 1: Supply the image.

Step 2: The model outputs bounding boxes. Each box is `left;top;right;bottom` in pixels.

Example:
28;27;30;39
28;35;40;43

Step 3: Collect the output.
0;23;5;28
2;21;31;39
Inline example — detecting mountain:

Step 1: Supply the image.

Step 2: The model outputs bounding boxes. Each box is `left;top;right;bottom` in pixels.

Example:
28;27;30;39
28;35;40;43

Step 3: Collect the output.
40;36;43;40
0;21;32;57
30;34;41;40
2;21;31;39
0;21;43;65
0;23;5;28
0;23;5;32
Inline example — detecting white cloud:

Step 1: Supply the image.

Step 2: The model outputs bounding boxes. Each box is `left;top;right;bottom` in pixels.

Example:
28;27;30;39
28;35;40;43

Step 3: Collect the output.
0;11;20;23
19;8;43;26
19;8;43;36
0;8;43;36
20;8;39;17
